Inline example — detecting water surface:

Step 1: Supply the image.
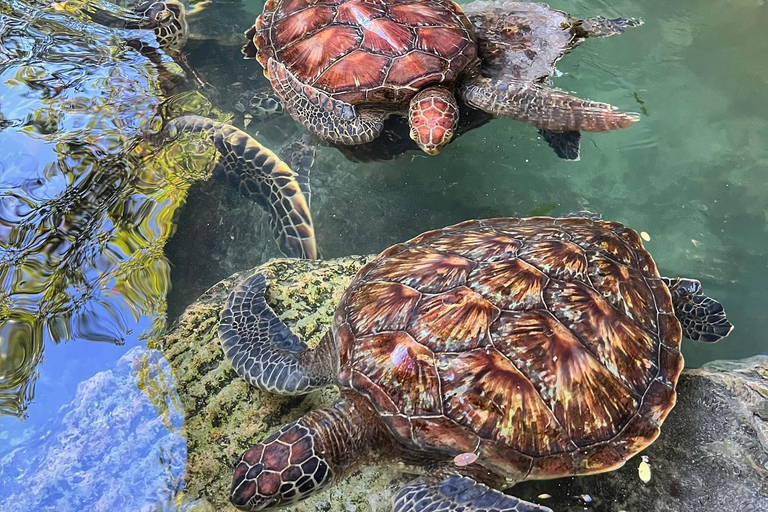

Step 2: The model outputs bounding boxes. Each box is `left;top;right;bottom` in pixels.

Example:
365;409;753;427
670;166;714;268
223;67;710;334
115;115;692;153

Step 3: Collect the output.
0;0;766;509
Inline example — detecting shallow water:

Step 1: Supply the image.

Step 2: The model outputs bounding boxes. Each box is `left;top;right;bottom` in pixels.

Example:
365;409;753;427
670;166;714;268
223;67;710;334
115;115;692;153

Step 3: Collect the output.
0;0;766;509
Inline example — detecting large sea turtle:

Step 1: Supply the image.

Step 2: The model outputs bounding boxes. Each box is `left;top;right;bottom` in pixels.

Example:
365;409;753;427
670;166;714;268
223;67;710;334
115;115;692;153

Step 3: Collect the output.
219;215;733;511
246;0;640;155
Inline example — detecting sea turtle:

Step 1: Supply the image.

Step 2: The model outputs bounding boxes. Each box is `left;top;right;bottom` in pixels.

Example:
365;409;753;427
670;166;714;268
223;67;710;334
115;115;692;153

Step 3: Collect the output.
246;0;641;156
79;0;318;259
219;215;733;511
241;0;642;161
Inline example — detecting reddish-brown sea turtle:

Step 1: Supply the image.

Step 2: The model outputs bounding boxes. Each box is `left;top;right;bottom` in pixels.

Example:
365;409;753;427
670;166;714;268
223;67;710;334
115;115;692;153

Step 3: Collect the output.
245;0;641;155
219;215;733;511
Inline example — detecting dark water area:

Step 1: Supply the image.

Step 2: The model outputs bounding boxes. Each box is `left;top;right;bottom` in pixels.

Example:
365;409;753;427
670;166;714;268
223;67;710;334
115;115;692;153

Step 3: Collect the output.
0;0;766;509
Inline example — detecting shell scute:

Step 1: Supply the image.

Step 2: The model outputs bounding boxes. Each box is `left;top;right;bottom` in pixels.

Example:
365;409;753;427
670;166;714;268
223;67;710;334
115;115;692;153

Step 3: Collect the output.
543;279;658;395
362;246;475;293
407;286;499;352
359;18;415;55
517;239;589;281
274;6;336;47
437;349;569;456
415;26;471;56
386;51;446;89
467;258;548;311
349;332;441;415
490;310;639;447
314;49;390;92
346;281;420;335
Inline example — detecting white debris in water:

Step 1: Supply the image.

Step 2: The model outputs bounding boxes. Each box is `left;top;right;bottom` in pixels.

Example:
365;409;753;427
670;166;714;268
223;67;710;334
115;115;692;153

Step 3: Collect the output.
641;231;651;242
639;455;652;483
537;493;552;500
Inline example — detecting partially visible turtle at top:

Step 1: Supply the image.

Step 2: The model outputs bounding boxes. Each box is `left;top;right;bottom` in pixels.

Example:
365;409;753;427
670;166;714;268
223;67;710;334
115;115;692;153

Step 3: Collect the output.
80;0;318;259
246;0;641;156
219;215;733;511
244;0;642;161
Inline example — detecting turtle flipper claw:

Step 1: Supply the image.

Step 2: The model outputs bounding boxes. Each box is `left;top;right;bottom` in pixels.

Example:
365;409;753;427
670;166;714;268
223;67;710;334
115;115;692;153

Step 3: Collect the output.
460;77;640;132
394;474;552;512
662;277;734;342
163;115;317;260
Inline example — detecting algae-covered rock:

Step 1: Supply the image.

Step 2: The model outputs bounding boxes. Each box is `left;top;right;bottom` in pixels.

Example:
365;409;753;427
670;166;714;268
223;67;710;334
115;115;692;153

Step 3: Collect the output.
1;257;765;512
154;255;409;512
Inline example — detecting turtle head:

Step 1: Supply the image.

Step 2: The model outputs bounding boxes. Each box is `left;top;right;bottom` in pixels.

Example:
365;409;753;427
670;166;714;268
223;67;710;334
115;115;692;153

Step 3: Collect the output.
230;420;334;511
132;0;189;51
408;87;459;155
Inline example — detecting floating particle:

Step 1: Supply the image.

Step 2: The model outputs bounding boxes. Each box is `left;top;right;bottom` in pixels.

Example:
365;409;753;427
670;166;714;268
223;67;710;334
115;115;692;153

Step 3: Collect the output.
537;494;552;500
639;455;652;483
453;452;478;467
579;494;593;504
640;231;651;242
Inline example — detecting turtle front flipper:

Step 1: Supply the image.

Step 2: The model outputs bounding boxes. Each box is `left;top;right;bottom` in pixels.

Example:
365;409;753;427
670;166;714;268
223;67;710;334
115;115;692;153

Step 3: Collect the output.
395;474;552;512
163;115;316;259
459;77;639;132
219;273;337;394
266;58;385;145
538;129;581;160
662;278;734;342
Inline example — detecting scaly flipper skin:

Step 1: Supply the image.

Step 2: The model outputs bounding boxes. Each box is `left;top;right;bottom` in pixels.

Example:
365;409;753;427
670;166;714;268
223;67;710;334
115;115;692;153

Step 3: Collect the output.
163;115;316;260
218;273;336;394
662;277;734;342
266;58;385;146
460;77;640;132
394;474;552;512
577;16;643;39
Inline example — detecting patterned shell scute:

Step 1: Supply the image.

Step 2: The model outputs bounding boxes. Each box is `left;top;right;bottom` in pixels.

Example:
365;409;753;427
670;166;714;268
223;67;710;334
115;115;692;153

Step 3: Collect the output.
335;217;684;479
255;0;477;103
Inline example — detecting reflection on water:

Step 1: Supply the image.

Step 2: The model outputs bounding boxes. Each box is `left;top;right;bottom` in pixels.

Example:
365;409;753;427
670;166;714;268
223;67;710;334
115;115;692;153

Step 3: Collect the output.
0;0;211;417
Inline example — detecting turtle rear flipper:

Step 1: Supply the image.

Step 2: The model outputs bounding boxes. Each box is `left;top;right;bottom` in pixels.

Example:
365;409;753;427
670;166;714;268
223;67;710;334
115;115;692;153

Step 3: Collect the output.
460;77;640;132
395;474;552;512
577;16;643;39
219;273;336;394
163;115;317;260
538;129;581;160
662;277;734;342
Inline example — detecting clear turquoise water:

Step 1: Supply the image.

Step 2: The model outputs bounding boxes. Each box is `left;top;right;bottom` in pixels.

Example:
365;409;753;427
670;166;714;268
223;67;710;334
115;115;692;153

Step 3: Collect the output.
0;0;766;509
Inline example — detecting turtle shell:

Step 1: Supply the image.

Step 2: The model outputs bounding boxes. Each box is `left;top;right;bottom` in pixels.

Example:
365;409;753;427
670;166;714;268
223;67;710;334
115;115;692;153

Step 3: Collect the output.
332;217;684;481
251;0;477;104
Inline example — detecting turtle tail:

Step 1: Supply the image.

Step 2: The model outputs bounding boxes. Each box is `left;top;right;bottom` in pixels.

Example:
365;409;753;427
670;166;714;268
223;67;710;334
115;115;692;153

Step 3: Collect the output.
662;278;733;342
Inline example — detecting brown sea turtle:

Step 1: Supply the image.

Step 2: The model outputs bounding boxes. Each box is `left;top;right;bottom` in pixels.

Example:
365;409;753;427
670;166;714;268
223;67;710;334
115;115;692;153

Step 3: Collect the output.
246;0;641;155
242;0;642;161
219;215;733;511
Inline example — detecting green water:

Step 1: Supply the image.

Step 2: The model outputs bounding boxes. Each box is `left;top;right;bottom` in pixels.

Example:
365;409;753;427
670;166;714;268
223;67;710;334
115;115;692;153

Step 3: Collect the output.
0;0;766;509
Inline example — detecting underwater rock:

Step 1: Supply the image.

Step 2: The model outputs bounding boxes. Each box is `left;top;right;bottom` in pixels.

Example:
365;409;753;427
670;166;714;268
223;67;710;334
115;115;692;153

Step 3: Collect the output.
1;257;765;511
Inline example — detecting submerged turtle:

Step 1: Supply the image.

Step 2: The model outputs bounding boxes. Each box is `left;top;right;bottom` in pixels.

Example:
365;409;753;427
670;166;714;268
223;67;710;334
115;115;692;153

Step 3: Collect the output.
219;215;733;511
243;0;642;161
246;0;640;155
80;0;317;259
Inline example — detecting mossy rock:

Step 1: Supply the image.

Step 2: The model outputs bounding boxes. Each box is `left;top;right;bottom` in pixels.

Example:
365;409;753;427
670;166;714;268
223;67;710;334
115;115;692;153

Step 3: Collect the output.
153;256;409;511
